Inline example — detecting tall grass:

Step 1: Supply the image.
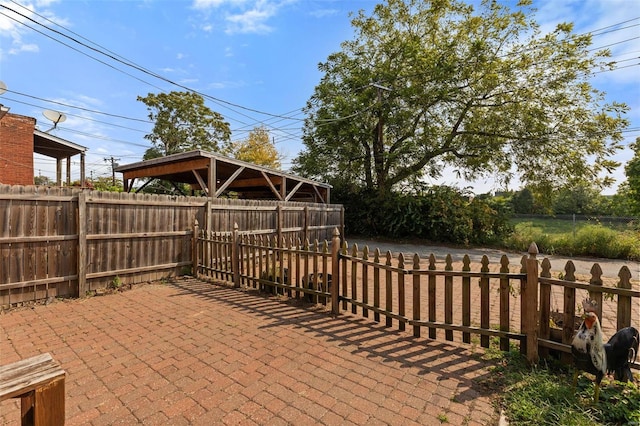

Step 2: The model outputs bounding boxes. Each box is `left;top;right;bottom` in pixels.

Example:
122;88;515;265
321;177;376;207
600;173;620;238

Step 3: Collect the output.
504;219;640;260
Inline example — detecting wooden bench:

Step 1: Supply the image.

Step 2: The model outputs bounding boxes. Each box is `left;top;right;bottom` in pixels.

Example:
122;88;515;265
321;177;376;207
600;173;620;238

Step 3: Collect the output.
0;353;66;426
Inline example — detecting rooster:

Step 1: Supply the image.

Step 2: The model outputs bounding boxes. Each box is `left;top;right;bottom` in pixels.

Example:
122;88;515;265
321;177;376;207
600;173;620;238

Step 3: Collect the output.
571;299;639;402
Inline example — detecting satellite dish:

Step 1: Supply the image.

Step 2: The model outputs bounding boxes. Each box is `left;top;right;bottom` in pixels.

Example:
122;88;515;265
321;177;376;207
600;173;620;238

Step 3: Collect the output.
0;81;6;96
42;109;67;133
43;109;67;125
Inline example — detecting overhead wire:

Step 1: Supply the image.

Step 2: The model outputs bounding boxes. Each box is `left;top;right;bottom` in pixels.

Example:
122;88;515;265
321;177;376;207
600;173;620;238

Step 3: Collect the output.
1;2;308;151
3;0;388;140
1;96;151;133
1;2;307;123
2;3;638;159
4;89;152;123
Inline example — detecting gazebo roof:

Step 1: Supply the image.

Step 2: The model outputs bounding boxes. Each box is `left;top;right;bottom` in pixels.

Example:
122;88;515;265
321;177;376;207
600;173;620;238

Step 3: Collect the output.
115;150;331;204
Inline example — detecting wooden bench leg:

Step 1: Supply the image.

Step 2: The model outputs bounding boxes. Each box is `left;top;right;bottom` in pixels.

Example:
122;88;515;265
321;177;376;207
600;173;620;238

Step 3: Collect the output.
20;377;65;426
21;391;35;426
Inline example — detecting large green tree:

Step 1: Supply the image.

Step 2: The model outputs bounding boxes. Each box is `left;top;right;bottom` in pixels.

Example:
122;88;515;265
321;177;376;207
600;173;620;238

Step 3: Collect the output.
293;0;628;198
138;91;231;159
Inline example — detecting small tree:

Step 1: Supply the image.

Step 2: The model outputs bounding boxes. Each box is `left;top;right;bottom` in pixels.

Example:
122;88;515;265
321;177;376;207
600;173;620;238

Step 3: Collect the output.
553;184;601;215
90;177;123;192
233;126;282;169
34;175;54;186
511;188;535;214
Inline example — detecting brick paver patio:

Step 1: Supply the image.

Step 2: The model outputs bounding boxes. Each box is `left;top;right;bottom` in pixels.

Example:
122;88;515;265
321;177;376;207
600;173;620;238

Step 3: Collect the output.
1;278;499;425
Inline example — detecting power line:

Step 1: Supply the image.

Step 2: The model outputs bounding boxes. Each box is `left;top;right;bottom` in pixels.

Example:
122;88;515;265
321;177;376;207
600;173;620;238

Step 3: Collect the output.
2;96;152;133
5;89;152;123
56;127;151;149
0;7;167;92
585;17;640;36
588;36;640;52
1;2;307;123
4;2;638;157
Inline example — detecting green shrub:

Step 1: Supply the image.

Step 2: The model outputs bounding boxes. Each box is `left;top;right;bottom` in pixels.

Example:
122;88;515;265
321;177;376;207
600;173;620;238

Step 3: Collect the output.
336;186;513;246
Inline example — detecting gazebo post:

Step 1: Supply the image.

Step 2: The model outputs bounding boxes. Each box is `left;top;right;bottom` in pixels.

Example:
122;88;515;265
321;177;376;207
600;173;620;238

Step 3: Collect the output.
66;156;71;185
80;153;86;186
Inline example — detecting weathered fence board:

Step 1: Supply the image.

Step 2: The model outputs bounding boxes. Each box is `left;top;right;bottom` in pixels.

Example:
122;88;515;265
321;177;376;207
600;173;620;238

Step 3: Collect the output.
0;184;343;307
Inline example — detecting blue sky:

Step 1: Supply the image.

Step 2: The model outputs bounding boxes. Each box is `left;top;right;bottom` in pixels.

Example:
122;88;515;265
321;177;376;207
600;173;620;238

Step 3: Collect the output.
0;0;638;194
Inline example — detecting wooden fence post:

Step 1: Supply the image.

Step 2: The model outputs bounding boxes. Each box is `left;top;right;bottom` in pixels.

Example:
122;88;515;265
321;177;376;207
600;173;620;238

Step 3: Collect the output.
538;258;552;359
523;242;539;365
412;254;421;338
303;206;309;243
192;219;199;279
561;261;577;365
77;191;88;297
617;266;632;330
232;222;240;288
498;256;511;351
331;228;340;315
589;263;604;326
276;205;283;244
428;254;436;339
480;256;490;348
339;206;345;243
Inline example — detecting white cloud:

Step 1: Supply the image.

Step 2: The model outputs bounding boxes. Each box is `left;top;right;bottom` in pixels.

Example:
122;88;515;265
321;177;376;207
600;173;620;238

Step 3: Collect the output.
207;80;246;90
308;8;338;19
225;5;276;34
94;147;110;155
0;0;67;58
191;0;295;35
34;0;61;7
192;0;248;10
74;94;103;107
8;43;39;55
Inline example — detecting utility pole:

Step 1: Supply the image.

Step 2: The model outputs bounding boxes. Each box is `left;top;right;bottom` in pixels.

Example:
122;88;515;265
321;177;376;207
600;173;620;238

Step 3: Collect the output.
104;156;120;186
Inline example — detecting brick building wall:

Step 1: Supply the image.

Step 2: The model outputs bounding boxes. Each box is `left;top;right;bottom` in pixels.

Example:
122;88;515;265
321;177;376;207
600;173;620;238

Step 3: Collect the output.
0;113;35;185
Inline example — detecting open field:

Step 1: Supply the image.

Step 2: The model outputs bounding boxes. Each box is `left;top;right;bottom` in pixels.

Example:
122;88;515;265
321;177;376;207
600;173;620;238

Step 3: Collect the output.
507;216;640;261
510;216;636;234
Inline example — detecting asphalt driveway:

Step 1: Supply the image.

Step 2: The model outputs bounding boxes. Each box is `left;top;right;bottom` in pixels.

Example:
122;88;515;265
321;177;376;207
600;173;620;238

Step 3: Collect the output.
347;237;640;281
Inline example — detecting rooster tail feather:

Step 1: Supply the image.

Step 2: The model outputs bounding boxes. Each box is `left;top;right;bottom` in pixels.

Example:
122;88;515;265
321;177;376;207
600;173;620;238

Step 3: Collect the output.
630;329;639;364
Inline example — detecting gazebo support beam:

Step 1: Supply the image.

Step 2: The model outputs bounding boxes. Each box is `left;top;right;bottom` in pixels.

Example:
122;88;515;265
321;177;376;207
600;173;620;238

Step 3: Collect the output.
215;166;245;197
192;170;209;195
285;181;304;202
261;171;283;201
313;185;326;204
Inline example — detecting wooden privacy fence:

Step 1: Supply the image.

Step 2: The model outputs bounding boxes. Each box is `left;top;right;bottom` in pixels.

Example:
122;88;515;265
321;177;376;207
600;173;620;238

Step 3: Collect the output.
196;226;640;366
0;185;343;307
203;199;344;243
